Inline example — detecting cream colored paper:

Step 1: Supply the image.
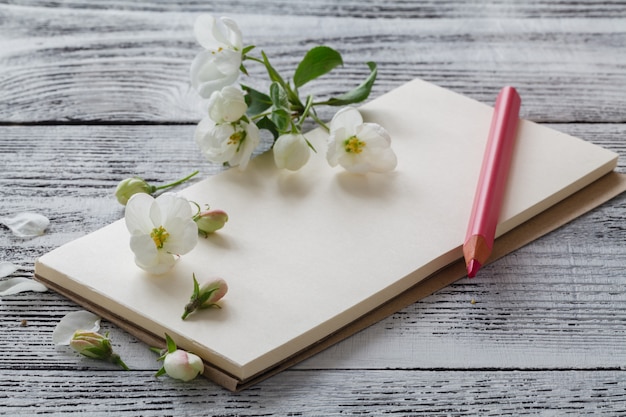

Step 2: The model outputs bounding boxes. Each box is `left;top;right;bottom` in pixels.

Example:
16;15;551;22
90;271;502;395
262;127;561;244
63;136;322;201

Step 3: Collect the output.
35;79;618;381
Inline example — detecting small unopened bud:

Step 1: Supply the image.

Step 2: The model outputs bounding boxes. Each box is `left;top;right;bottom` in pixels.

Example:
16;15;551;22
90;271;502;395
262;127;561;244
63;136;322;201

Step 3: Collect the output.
273;133;312;171
163;349;204;381
115;177;154;205
194;209;228;237
115;171;199;206
69;330;129;370
182;274;228;320
154;334;204;381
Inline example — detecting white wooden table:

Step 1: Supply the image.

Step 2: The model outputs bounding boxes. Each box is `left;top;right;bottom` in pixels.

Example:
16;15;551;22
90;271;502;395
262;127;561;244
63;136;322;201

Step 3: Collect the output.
1;1;625;415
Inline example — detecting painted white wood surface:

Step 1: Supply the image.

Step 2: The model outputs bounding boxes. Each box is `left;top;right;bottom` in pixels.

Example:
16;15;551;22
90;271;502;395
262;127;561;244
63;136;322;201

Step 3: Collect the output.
1;1;626;415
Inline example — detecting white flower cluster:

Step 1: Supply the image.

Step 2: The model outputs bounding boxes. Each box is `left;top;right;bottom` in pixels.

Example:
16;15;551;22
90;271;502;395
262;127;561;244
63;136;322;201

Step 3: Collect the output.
194;86;260;170
190;15;397;174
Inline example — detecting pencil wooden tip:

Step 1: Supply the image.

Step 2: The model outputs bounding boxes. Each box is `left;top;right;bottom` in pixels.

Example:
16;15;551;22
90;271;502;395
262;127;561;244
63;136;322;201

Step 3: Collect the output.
467;259;481;278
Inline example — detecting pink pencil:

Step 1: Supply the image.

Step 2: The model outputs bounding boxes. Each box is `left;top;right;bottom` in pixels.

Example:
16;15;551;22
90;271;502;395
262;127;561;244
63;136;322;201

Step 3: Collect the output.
463;86;521;278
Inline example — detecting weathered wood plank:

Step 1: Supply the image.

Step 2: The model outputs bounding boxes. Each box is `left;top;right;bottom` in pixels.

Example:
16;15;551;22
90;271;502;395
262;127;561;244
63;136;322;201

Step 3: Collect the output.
2;0;625;413
1;6;625;123
2;369;626;416
4;0;626;18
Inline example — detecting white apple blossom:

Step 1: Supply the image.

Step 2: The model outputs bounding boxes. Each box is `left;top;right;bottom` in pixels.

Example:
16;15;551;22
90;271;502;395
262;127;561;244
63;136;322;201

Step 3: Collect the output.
327;107;397;174
207;85;247;123
190;15;243;98
273;133;312;171
124;193;198;275
195;116;260;170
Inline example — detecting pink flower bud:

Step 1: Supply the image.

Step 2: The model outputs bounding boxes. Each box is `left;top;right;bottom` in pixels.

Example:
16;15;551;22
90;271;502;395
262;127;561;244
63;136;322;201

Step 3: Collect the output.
194;209;228;237
199;279;228;306
69;330;129;370
163;349;204;381
182;275;228;320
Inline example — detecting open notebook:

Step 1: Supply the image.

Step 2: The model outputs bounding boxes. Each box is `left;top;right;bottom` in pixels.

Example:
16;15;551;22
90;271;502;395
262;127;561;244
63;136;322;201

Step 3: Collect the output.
35;79;621;390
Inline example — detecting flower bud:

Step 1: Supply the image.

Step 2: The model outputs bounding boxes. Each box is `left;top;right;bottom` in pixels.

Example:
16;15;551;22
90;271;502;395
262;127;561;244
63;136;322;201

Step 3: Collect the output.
198;279;228;306
208;85;247;123
273;133;312;171
115;177;154;205
182;275;228;320
69;330;129;370
163;349;204;381
194;209;228;237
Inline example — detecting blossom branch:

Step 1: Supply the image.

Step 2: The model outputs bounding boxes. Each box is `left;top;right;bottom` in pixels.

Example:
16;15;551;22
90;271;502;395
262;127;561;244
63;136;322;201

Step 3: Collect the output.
191;14;396;173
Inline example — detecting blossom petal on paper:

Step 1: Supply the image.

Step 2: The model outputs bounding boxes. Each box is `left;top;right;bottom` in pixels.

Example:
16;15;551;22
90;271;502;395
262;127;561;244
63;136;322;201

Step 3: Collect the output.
52;310;101;346
130;234;178;275
125;193;155;235
0;278;48;296
0;212;50;238
163;218;200;255
329;106;363;137
155;193;194;224
0;262;19;278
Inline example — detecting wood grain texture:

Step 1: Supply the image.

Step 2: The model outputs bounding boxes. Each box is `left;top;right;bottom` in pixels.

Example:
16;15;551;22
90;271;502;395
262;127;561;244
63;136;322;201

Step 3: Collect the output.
1;4;625;123
2;370;626;416
4;0;626;18
2;0;626;415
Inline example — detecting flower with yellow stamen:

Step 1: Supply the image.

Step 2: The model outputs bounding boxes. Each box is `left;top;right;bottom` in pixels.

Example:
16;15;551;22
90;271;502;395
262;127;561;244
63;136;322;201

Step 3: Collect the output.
124;193;198;275
327;107;397;174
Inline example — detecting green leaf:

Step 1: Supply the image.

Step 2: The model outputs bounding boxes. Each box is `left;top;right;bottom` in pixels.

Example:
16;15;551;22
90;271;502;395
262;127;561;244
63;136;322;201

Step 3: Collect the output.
165;333;177;354
293;46;343;88
155;366;166;377
242;45;255;55
198;288;217;305
271;108;291;133
199;303;222;310
261;51;287;87
323;61;378;106
256;116;279;140
270;82;289;110
192;273;200;299
241;84;272;116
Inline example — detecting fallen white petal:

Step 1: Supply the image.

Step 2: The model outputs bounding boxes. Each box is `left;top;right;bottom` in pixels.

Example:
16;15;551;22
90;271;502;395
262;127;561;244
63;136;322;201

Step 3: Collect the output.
0;212;50;238
0;277;48;296
53;310;101;346
0;262;19;278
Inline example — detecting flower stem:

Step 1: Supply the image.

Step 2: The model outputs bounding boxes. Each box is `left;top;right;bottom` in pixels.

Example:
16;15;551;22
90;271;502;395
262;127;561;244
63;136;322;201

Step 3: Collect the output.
111;354;130;371
154;171;199;191
244;55;264;65
309;112;329;132
251;111;272;121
